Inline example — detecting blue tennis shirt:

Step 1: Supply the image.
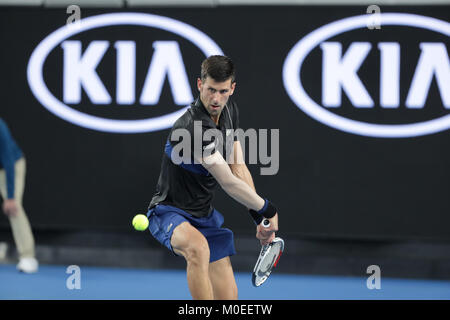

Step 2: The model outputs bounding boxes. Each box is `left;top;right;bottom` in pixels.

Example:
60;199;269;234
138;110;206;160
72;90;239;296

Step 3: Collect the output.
0;118;23;199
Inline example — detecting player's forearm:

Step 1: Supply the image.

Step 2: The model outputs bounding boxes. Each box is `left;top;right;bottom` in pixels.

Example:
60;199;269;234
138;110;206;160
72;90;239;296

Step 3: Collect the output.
231;164;256;192
203;152;265;211
221;174;265;211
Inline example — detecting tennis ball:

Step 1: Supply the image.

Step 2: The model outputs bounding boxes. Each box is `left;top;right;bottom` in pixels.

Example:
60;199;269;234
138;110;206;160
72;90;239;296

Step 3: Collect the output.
132;214;149;231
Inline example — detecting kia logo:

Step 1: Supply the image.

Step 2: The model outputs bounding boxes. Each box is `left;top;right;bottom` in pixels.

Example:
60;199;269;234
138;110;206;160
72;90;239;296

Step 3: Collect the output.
27;12;223;133
283;13;450;138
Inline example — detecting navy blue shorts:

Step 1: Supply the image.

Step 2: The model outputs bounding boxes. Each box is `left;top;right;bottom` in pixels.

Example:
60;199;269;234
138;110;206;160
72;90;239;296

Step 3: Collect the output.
147;204;236;263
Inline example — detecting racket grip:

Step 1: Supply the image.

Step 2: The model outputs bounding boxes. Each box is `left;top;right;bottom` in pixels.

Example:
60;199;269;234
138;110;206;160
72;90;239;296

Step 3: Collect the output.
261;219;270;228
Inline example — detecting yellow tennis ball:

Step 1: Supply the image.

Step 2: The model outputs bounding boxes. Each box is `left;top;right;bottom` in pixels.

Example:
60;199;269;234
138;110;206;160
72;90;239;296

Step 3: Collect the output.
132;214;149;231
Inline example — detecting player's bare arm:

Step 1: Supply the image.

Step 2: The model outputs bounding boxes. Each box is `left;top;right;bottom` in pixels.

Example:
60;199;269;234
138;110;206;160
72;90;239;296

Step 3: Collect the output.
229;140;256;192
202;151;278;245
228;140;278;244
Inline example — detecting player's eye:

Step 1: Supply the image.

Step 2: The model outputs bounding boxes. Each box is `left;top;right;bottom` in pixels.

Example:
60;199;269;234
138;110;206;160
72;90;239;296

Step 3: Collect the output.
220;90;228;94
208;88;216;93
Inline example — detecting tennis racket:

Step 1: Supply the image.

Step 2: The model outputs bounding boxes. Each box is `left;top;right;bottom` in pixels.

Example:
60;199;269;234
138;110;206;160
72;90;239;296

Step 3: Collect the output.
252;219;284;287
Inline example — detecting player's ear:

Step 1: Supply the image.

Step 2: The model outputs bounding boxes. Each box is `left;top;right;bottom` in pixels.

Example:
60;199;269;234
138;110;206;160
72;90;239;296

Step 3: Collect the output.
197;78;203;92
230;82;236;95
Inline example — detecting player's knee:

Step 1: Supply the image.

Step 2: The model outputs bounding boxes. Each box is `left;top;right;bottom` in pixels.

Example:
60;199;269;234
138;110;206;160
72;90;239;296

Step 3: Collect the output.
171;222;210;265
184;237;210;266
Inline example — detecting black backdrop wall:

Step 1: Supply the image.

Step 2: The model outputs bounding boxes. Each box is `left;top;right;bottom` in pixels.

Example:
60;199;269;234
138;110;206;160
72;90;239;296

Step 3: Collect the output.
1;6;449;241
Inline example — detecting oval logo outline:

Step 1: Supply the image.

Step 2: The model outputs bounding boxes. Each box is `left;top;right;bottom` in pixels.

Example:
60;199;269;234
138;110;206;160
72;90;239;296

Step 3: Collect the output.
283;13;450;138
27;12;224;133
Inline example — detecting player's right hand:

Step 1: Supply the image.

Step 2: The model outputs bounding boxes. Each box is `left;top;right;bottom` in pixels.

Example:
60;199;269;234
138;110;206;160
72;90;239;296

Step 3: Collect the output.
256;213;278;246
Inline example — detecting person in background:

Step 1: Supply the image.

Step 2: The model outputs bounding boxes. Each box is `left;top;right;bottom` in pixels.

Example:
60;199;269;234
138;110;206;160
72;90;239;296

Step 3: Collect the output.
0;118;38;273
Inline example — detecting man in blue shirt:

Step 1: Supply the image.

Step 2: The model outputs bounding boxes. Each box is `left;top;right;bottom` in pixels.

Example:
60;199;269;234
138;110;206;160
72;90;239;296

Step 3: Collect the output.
0;118;38;273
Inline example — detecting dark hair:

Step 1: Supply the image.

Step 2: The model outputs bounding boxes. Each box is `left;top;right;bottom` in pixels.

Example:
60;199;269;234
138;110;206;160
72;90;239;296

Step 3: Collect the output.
201;55;235;83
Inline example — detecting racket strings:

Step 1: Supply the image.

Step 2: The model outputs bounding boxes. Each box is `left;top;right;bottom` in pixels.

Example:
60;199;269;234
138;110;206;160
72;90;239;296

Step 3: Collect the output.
253;238;284;286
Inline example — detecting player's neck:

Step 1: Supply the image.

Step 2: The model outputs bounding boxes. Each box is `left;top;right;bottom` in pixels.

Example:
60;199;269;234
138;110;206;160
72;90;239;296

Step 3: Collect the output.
211;114;221;126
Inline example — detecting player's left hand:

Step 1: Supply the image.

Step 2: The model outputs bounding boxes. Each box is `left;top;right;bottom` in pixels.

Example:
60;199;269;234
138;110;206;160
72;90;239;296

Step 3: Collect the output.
256;213;278;246
2;199;18;217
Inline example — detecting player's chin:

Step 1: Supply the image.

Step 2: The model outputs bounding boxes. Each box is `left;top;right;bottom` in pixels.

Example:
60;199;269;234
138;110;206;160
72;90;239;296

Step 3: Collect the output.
210;107;222;114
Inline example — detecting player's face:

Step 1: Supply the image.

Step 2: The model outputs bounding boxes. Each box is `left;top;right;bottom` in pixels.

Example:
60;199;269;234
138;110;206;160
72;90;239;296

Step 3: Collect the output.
197;76;235;120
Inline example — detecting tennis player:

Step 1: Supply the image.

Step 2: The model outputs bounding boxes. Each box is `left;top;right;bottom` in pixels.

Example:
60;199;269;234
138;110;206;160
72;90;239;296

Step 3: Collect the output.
147;55;279;300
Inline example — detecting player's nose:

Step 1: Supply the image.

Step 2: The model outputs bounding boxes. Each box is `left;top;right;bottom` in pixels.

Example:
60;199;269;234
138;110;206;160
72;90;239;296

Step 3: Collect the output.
212;91;221;102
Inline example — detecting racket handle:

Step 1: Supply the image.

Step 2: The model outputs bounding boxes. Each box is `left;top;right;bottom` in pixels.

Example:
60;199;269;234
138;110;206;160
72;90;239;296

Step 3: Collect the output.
261;219;270;228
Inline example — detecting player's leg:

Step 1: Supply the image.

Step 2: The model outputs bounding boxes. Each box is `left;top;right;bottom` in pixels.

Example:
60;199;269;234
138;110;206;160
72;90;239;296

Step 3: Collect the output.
194;208;237;299
208;256;238;300
170;221;214;300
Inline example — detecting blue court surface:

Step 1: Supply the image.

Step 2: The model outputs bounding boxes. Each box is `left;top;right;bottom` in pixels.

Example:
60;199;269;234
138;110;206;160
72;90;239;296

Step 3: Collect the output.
1;264;449;300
